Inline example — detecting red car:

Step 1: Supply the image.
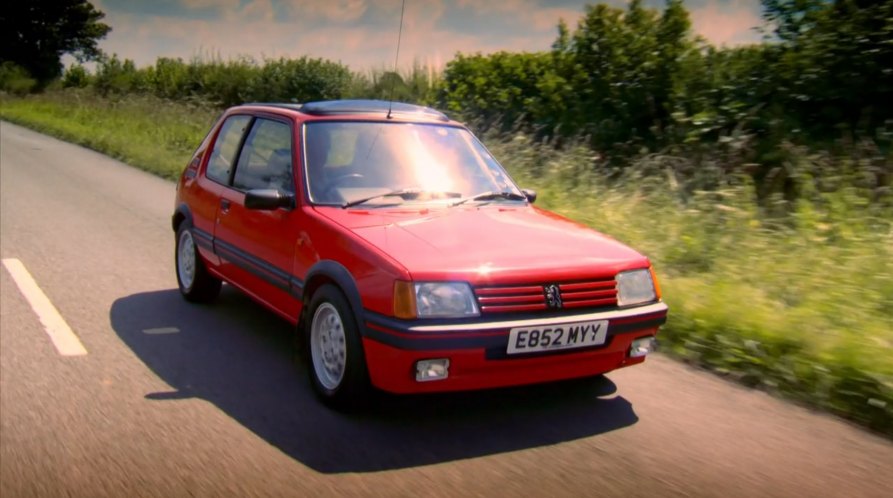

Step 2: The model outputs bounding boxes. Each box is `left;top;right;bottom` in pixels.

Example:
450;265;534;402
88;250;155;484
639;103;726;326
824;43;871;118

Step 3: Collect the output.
173;100;667;408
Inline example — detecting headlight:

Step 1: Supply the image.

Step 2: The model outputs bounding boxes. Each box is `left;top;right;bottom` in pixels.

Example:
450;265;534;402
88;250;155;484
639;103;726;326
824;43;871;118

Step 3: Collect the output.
393;281;479;319
616;269;657;307
415;282;480;318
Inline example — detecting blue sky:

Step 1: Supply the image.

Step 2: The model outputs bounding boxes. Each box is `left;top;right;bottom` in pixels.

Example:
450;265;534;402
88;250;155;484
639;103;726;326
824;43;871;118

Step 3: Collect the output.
90;1;765;70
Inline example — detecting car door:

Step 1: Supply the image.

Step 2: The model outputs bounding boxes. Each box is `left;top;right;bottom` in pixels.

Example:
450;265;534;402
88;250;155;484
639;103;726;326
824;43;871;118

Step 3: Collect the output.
214;117;303;321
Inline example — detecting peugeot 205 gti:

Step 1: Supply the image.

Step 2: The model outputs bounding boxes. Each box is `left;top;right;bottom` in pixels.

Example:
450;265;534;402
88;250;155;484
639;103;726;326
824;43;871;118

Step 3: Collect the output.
172;100;667;408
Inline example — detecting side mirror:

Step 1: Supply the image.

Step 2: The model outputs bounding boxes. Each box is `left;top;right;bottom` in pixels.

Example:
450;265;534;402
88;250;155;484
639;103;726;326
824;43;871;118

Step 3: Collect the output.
245;189;295;210
522;189;537;204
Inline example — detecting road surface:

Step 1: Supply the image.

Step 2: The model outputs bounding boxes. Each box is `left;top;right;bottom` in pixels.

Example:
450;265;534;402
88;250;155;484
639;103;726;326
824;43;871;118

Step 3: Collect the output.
1;121;891;497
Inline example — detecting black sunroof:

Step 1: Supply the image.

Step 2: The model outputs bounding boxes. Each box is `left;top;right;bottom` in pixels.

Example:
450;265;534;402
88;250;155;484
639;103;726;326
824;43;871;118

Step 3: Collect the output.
300;100;449;121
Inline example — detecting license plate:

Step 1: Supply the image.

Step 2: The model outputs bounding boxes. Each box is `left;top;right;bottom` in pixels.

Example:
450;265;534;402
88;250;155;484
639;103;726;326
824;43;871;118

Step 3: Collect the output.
507;320;608;355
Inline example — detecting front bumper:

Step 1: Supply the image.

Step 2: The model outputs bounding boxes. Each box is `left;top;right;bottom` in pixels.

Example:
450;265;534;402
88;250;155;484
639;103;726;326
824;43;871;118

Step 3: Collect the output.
361;302;668;393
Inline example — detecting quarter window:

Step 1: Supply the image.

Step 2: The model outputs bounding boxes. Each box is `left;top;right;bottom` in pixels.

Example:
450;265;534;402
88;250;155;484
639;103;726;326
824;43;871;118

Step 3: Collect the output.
233;119;294;193
206;115;252;184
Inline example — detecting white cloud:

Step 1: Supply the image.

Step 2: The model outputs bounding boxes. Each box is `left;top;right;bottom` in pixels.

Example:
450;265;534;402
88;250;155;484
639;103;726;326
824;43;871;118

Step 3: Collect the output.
281;0;370;23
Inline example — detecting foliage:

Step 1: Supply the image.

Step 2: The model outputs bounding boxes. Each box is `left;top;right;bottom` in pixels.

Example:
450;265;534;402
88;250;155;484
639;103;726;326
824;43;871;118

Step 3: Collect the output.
439;0;893;177
439;0;696;153
348;63;440;105
439;52;557;131
62;64;92;89
760;0;893;137
0;62;38;95
0;0;110;85
86;55;358;107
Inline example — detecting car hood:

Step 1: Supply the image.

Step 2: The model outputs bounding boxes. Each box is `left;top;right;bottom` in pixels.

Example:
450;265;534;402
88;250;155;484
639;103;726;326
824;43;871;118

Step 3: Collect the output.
314;205;650;283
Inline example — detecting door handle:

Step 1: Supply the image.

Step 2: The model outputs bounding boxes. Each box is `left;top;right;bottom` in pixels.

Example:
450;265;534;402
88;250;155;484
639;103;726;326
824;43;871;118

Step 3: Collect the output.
220;198;231;213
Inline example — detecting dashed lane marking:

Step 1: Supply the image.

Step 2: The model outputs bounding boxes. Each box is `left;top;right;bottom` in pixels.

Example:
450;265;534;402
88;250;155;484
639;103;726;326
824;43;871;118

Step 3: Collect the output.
2;258;88;356
142;327;180;335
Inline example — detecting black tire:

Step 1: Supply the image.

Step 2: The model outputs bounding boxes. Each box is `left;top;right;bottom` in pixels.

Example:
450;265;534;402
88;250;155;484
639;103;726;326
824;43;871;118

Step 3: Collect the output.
305;284;371;410
175;221;222;303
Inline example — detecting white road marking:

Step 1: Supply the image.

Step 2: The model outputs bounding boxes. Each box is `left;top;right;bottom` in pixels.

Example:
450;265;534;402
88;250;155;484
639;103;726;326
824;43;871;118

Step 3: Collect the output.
2;258;87;356
142;327;180;335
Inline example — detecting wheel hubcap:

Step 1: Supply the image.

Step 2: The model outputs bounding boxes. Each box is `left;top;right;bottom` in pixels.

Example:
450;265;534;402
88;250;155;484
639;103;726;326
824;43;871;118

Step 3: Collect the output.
310;303;347;390
178;230;196;290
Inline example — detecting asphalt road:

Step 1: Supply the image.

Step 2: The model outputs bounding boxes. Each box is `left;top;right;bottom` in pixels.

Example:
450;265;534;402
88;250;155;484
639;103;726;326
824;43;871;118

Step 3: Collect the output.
1;121;891;498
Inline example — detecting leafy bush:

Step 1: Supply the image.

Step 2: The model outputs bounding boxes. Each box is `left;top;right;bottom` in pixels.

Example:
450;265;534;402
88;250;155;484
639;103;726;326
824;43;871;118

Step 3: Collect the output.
62;64;92;88
94;55;144;95
0;62;37;95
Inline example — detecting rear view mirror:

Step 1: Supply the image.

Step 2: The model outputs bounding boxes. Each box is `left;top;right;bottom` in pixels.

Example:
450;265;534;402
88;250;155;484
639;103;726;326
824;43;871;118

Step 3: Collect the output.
245;189;295;210
522;189;537;203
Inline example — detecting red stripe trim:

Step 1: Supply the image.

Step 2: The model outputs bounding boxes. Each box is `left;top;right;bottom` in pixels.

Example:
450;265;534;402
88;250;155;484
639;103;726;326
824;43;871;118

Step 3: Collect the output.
561;289;617;300
560;281;616;291
475;286;543;296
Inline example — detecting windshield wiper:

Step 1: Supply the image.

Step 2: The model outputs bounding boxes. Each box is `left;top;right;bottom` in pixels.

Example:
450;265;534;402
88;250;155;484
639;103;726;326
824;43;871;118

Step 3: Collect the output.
450;190;527;207
342;188;461;208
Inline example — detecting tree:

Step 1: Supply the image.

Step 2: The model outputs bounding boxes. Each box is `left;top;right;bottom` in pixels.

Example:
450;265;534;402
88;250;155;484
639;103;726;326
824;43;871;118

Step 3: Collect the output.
761;0;893;136
0;0;111;85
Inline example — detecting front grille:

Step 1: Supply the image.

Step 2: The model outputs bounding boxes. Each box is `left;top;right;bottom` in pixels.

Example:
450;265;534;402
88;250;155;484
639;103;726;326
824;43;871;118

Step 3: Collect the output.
474;278;617;314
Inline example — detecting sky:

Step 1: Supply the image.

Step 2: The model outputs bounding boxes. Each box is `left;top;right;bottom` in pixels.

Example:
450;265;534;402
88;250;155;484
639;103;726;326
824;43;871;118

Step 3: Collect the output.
89;0;765;71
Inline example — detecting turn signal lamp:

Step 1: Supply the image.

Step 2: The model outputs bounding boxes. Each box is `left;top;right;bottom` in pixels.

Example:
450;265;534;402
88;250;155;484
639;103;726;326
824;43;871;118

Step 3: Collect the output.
650;266;662;301
394;280;417;319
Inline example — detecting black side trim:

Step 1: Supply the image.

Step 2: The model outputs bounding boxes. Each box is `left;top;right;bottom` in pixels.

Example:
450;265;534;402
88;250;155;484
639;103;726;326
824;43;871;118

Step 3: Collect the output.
214;238;293;292
192;226;214;251
365;311;489;330
190;224;304;298
611;317;667;334
364;326;506;350
289;277;304;300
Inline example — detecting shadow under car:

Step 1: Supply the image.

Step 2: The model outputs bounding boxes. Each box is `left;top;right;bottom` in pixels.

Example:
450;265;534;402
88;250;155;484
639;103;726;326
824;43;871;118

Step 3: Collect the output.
110;287;639;473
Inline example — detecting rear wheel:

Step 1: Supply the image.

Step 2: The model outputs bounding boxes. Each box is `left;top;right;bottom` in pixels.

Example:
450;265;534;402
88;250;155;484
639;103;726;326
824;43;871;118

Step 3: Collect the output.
175;221;221;303
306;284;370;409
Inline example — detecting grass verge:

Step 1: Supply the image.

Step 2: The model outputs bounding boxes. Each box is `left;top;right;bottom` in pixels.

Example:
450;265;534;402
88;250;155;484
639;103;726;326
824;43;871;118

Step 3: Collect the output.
3;91;892;435
1;90;218;180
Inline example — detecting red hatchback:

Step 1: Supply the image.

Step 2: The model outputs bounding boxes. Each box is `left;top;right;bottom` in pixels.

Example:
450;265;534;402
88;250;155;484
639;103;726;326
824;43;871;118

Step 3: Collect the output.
173;100;667;408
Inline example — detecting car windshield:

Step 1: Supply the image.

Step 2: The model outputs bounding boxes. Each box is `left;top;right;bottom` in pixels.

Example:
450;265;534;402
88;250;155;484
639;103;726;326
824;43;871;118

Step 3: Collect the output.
303;121;523;207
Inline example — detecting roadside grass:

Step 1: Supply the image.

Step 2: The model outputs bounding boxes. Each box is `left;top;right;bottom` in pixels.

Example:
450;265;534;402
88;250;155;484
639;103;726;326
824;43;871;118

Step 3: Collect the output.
3;91;891;435
493;135;893;434
0;90;218;180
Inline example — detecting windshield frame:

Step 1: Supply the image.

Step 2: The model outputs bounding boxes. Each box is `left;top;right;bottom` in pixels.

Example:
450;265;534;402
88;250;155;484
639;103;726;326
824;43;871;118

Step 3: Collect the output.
300;119;524;208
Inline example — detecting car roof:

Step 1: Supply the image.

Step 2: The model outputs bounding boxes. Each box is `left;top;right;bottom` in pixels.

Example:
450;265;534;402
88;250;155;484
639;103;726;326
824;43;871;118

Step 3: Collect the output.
236;99;453;123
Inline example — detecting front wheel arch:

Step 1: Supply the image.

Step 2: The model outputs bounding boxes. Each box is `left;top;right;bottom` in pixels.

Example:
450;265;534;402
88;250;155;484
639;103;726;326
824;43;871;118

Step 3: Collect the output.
300;261;365;336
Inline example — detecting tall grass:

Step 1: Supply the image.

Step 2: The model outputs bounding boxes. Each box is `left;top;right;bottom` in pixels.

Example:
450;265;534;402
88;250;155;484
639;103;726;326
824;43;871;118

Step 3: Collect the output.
2;91;891;434
492;134;893;432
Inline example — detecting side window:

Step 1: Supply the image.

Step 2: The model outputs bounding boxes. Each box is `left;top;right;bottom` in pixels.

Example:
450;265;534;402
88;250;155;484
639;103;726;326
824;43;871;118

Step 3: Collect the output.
233;119;294;193
206;115;252;184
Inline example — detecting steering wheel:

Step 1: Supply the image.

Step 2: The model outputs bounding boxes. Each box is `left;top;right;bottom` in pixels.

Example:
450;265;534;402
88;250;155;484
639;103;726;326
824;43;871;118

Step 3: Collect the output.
329;173;365;185
323;173;365;200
